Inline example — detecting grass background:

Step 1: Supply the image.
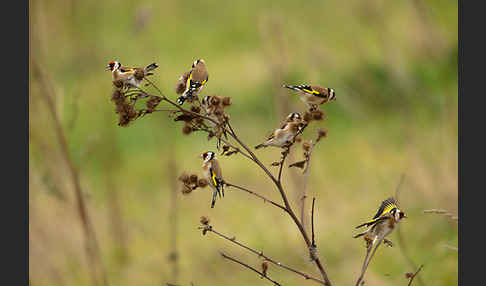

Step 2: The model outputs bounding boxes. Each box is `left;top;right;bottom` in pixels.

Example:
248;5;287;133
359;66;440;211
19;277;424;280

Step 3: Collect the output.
29;0;458;285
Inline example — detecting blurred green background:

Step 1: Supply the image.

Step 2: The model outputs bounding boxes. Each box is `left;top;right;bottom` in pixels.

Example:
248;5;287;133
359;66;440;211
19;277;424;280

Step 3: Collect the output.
29;0;458;285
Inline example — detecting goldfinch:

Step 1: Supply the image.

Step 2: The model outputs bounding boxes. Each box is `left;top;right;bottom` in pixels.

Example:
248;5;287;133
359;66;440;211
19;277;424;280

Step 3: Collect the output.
283;84;336;110
202;95;231;150
107;61;158;89
280;112;303;129
177;59;209;105
353;197;407;247
201;151;224;208
255;120;304;149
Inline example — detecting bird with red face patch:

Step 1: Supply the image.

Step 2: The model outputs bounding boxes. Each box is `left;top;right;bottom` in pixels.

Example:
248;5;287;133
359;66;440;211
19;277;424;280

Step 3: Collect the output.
106;60;158;89
354;197;407;248
201;151;224;208
254;117;305;149
283;84;336;110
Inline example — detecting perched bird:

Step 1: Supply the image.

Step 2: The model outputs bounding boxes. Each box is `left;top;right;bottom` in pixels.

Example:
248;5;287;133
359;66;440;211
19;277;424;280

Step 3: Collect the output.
201;151;224;208
202;95;231;150
177;59;209;105
279;112;303;129
353;197;407;247
283;84;336;110
107;61;158;89
255;120;304;149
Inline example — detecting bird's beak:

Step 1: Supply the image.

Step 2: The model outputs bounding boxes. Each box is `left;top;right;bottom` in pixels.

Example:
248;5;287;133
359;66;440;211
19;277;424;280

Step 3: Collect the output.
106;65;111;71
402;215;408;219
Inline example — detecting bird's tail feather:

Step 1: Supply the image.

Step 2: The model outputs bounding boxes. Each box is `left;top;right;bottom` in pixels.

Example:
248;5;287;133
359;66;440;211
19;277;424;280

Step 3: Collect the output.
183;87;196;98
355;222;369;229
177;95;187;105
219;180;225;197
353;231;367;239
211;190;217;208
178;87;197;105
255;143;266;149
283;84;301;91
145;63;158;72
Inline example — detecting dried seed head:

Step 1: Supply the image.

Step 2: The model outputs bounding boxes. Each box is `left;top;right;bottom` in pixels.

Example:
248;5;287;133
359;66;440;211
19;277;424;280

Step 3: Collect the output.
180;71;191;82
134;69;145;80
303;111;313;122
200;216;210;225
405;272;414;279
210;96;221;106
189;174;198;184
186;96;197;104
175;71;191;94
302;140;312;152
295;136;302;143
118;103;139;127
262;260;268;276
182;124;193;135
181;184;193;195
146;95;162;112
113;79;124;89
191;105;201;114
114;103;125;114
118;116;130;127
178;173;190;184
222;96;232;107
175;113;197;122
195;117;204;125
214;109;223;117
312;109;325;121
198;178;208;188
111;89;125;102
317;127;328;142
175;81;186;94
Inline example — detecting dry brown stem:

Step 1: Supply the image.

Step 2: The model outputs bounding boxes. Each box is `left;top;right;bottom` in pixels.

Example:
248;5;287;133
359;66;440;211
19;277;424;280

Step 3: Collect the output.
423;209;458;222
407;264;424;286
220;252;282;286
118;81;333;286
32;57;108;286
355;239;383;286
224;182;287;211
201;225;325;284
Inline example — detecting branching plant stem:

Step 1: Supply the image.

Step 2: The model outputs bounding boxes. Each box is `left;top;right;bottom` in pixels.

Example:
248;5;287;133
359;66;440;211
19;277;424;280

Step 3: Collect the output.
220;252;282;286
201;225;325;284
133;82;333;286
